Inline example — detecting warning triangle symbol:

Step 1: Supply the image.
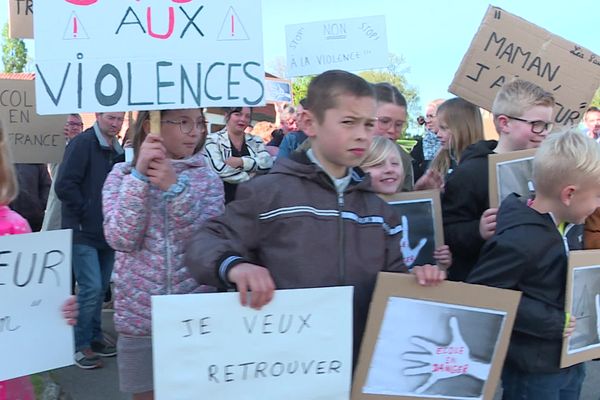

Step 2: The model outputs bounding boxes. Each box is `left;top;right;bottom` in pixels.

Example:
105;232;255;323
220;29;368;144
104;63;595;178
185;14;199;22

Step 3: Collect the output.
63;12;89;40
217;7;249;41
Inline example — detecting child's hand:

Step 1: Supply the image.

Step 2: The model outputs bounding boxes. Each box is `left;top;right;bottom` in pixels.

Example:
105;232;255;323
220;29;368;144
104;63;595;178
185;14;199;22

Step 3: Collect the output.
147;158;177;191
228;263;276;310
479;208;498;240
564;315;576;337
414;169;444;191
62;296;78;326
135;134;166;175
225;157;244;169
411;264;446;286
433;245;452;270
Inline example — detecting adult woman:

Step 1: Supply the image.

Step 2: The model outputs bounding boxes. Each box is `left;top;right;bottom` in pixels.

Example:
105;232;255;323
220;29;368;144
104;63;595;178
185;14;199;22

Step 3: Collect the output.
204;107;273;203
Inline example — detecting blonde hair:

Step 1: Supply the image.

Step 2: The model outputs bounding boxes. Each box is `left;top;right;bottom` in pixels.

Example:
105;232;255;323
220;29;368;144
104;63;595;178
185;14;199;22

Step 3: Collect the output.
430;98;484;176
534;129;600;197
361;136;404;172
492;79;555;131
0;124;18;205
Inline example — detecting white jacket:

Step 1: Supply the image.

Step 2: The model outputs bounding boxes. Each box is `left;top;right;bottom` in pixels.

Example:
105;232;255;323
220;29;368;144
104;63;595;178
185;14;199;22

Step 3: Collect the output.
204;128;273;183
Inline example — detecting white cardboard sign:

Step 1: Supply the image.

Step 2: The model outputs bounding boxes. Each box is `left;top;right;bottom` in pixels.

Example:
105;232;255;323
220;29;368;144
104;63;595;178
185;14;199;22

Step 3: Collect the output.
152;287;353;400
33;0;265;114
0;230;73;381
285;15;388;77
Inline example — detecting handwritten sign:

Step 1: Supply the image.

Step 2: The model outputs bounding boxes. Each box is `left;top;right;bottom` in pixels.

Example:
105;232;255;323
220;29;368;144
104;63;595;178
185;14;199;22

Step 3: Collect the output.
449;5;600;127
34;0;265;115
152;287;353;400
0;230;73;381
285;15;388;77
8;0;33;39
0;79;67;164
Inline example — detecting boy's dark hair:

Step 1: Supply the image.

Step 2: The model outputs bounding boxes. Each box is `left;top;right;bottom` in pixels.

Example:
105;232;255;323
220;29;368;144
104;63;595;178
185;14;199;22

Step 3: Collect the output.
305;70;374;123
223;107;253;122
372;82;407;107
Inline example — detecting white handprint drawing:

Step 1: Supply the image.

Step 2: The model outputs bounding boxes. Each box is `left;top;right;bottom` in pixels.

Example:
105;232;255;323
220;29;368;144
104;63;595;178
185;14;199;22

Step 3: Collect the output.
399;215;427;267
402;317;489;394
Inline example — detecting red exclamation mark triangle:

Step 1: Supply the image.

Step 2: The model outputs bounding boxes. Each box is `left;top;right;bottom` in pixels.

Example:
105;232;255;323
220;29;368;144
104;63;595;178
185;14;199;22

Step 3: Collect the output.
218;7;248;41
63;12;89;40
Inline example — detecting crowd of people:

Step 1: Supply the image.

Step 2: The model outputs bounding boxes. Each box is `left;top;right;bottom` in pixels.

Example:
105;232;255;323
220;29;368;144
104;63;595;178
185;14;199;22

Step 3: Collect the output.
1;70;600;400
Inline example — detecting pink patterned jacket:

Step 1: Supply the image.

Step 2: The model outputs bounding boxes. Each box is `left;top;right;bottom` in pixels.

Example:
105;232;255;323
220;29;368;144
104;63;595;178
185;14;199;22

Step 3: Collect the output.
102;153;224;336
0;206;34;400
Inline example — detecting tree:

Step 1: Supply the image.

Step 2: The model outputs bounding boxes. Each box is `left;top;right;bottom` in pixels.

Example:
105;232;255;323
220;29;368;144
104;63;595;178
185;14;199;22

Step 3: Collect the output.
591;87;600;108
1;22;28;73
291;76;313;104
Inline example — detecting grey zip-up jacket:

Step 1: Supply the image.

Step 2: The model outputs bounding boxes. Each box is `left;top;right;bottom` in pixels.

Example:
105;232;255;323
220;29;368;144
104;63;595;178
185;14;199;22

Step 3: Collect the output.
185;151;409;356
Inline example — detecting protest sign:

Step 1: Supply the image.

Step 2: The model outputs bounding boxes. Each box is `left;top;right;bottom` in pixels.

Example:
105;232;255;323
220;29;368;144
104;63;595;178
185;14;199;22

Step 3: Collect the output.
152;287;353;400
34;0;265;114
561;250;600;367
380;190;444;268
0;230;73;381
353;273;520;400
285;15;388;77
8;0;33;39
449;5;600;127
0;78;67;164
265;77;293;103
488;148;536;208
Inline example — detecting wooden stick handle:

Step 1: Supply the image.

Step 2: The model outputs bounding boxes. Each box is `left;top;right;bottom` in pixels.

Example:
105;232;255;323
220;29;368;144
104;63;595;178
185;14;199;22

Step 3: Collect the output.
150;110;161;136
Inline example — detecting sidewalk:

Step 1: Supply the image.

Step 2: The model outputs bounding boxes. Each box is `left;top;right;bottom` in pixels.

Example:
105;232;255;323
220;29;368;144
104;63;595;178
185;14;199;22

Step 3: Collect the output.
50;310;128;400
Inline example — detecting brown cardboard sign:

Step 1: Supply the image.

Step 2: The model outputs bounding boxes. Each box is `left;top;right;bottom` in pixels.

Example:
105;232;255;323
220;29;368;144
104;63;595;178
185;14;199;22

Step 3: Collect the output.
352;272;521;400
352;273;521;400
0;79;67;163
380;190;444;268
449;5;600;128
561;250;600;367
8;0;34;39
488;148;537;208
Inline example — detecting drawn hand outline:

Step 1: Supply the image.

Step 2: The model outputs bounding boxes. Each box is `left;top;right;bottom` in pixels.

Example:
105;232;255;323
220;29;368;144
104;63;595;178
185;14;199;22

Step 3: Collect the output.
402;317;489;394
399;215;427;267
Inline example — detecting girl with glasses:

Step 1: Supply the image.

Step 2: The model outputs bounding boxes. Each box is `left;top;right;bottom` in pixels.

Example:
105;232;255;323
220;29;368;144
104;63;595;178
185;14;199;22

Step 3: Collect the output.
102;108;225;400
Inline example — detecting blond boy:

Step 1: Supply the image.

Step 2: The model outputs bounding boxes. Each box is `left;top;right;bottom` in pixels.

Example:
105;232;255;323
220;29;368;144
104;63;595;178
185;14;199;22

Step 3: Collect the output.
442;80;555;281
468;130;600;399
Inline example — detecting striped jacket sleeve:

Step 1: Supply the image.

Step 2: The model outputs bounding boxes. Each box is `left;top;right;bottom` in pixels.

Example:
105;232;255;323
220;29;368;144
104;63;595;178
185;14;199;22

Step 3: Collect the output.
204;133;251;184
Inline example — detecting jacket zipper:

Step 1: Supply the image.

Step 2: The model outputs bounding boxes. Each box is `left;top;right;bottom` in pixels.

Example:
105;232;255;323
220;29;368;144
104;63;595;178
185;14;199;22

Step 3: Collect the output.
165;201;173;294
337;191;345;285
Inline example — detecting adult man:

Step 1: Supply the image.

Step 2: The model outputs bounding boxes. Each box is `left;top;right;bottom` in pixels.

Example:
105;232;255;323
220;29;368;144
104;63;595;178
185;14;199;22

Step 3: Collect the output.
55;112;124;369
411;99;445;181
42;114;84;231
583;106;600;141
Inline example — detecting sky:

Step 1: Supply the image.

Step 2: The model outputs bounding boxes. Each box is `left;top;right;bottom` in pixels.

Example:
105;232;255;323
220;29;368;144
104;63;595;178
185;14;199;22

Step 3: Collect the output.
2;0;598;114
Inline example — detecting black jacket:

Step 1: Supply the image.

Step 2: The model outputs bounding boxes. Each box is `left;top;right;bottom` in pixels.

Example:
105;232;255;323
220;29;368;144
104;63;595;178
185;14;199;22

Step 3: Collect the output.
10;164;51;231
55;127;122;249
442;139;497;281
467;194;583;373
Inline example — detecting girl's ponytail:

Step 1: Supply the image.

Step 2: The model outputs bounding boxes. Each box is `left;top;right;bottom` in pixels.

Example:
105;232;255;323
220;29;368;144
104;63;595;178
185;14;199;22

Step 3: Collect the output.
0;123;18;205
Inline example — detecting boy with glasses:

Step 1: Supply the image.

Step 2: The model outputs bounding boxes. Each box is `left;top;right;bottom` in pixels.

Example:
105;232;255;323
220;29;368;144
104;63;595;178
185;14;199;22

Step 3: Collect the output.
442;79;555;281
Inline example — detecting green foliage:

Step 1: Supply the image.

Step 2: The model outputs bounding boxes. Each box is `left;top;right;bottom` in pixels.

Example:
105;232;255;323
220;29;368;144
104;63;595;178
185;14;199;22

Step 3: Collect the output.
1;22;28;73
591;87;600;107
291;75;313;105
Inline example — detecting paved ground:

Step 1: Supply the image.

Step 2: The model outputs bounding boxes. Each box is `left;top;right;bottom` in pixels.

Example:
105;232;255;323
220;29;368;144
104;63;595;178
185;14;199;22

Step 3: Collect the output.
49;310;600;400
